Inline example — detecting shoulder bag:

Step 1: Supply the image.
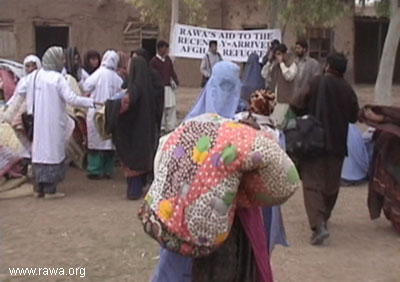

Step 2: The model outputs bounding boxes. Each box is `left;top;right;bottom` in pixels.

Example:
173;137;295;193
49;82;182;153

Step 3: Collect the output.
284;77;326;158
22;70;39;142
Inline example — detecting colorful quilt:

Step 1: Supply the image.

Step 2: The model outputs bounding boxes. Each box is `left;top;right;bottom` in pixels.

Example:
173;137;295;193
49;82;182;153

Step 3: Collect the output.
0;123;23;177
139;113;300;257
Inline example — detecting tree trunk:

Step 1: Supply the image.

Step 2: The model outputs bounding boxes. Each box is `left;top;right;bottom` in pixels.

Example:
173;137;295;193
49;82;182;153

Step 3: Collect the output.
169;0;179;60
374;0;400;105
268;0;289;29
268;0;280;28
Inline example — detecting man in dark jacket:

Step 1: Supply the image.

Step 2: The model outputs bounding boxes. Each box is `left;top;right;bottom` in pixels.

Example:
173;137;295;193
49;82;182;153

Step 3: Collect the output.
150;40;179;134
290;52;359;245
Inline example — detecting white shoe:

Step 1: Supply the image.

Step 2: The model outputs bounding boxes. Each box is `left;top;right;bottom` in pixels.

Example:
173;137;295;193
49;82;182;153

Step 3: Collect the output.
44;193;66;200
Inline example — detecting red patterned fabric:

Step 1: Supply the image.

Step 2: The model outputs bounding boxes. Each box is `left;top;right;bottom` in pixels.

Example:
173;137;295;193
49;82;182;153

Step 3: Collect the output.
0;70;17;102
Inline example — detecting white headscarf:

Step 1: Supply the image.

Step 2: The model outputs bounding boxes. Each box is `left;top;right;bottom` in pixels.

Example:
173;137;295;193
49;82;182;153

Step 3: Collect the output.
42;46;64;73
23;55;42;76
101;50;119;71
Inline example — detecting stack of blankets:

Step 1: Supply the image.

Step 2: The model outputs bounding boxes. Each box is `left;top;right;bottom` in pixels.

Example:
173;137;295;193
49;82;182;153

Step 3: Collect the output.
139;113;300;257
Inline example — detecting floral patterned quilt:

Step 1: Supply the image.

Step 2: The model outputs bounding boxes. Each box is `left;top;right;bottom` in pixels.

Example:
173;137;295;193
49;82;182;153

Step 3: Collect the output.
139;113;300;257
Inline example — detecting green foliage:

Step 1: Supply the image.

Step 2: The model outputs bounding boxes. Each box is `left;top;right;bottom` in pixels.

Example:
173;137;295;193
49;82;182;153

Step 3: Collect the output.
182;0;208;25
257;0;351;34
375;0;390;18
126;0;169;26
125;0;207;28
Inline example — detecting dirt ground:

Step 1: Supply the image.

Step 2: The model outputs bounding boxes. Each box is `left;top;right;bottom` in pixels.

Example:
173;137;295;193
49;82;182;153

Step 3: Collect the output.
0;86;399;282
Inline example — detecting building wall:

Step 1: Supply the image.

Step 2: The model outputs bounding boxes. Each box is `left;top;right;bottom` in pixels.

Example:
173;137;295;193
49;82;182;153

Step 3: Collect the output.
0;0;140;61
220;0;355;82
177;0;355;86
0;0;355;86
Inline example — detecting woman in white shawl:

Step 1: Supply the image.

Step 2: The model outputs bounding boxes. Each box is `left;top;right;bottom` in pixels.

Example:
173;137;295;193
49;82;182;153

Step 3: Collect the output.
6;55;42;109
3;55;42;159
0;55;41;183
83;50;123;180
25;46;96;199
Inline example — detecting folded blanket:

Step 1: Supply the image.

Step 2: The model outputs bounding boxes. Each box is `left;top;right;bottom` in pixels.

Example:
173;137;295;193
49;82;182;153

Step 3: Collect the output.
139;113;300;257
0;123;24;176
94;106;112;140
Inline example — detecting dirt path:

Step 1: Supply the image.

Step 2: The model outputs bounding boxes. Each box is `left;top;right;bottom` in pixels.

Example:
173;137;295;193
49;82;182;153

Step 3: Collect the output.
0;86;399;282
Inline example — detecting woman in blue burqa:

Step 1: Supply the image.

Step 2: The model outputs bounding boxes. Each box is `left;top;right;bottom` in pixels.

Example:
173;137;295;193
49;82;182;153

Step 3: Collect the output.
151;60;286;282
341;124;373;185
237;53;265;112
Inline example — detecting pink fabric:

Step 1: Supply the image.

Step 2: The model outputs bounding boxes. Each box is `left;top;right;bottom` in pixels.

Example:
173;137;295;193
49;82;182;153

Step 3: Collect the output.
238;207;273;282
0;70;17;102
0;145;21;178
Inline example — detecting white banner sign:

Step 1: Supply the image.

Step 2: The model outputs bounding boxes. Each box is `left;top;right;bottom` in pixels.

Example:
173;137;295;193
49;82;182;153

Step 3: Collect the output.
171;24;281;62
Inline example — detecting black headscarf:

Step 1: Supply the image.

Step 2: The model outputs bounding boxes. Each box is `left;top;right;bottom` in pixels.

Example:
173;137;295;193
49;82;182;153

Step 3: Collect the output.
65;47;82;81
106;56;159;171
83;50;101;75
132;48;165;132
132;48;151;63
127;56;151;106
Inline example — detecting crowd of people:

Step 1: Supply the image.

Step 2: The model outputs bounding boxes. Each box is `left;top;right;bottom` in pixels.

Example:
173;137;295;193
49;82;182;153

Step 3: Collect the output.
0;34;399;282
0;42;179;201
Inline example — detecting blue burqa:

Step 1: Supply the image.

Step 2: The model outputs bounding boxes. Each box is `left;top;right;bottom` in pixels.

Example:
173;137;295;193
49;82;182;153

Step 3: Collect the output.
185;61;241;121
240;53;265;103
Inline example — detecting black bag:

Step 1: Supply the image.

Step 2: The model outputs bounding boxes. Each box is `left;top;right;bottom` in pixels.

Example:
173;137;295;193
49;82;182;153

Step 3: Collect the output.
284;115;325;157
22;71;39;142
21;112;34;141
284;77;326;158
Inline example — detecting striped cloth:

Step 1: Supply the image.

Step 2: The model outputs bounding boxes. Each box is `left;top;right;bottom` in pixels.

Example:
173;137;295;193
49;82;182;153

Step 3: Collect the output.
0;122;24;177
0;146;21;177
33;161;66;184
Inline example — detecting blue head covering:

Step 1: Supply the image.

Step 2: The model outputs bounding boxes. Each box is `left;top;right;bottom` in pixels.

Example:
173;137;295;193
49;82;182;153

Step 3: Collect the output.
241;53;265;102
185;61;241;120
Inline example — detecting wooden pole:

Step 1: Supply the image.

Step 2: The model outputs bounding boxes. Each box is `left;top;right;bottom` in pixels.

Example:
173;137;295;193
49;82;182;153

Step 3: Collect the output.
169;0;179;60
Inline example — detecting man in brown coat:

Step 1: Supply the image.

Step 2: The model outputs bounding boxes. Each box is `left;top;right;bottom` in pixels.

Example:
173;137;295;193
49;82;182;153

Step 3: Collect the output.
290;52;359;245
261;43;298;126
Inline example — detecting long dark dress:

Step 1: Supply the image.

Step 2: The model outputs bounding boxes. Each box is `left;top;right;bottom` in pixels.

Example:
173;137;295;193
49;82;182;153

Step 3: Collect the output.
130;48;165;150
106;56;158;172
192;217;258;282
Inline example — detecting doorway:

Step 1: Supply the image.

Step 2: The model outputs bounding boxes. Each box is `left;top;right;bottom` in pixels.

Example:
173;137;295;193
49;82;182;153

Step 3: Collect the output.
35;26;69;59
354;17;400;84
